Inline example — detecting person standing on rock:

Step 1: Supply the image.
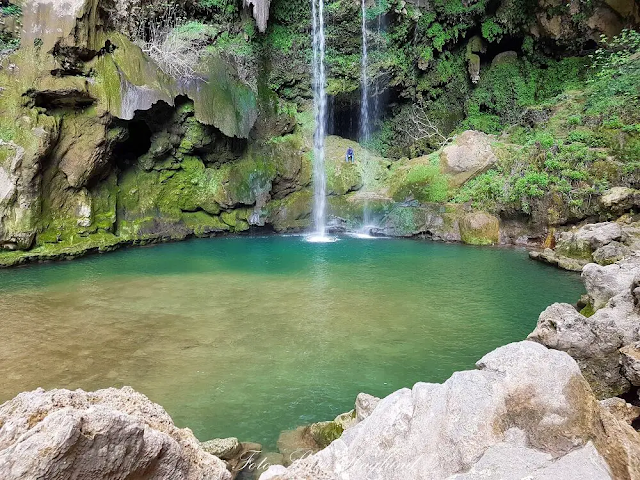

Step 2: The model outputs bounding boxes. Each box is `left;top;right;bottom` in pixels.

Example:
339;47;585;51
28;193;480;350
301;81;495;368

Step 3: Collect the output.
346;147;355;163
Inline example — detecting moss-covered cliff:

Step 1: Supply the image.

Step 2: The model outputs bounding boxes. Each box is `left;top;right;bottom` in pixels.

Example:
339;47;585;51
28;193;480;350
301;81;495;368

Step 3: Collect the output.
0;0;638;265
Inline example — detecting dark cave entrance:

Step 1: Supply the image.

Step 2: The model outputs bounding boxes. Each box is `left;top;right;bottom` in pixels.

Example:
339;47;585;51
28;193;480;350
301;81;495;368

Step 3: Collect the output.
483;35;524;60
327;88;392;142
111;118;153;167
110;99;179;168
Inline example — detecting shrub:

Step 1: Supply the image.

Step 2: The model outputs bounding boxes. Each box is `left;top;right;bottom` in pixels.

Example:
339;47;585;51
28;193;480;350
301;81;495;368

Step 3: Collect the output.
586;29;640;122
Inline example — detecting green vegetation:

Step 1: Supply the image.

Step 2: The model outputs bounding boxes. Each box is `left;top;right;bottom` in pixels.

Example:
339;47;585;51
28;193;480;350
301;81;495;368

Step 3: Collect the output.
586;29;640;124
0;2;21;53
389;156;450;203
1;4;20;16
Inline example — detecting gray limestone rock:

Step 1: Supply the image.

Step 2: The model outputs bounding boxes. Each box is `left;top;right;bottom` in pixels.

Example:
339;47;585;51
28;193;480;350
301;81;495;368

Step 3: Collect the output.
260;342;640;480
0;386;231;480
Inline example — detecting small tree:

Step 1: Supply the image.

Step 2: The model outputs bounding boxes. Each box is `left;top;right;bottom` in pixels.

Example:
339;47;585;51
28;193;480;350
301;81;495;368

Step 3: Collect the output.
132;3;211;81
398;103;452;149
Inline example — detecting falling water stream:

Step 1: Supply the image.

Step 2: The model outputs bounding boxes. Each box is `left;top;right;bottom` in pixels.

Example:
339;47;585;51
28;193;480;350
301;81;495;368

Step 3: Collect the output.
310;0;329;240
359;0;374;231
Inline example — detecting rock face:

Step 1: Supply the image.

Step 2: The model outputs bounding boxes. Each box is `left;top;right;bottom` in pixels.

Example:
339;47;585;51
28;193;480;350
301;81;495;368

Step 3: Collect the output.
0;387;231;480
439;130;497;186
260;341;640;480
600;187;640;216
459;211;500;245
21;0;96;51
530;220;640;271
0;120;59;250
243;0;271;33
528;256;640;397
583;258;640;309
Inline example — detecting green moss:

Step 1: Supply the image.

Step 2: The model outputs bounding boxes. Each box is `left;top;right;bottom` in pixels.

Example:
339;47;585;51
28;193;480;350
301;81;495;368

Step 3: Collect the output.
310;421;344;449
266;188;312;232
389;156;450;203
183;211;229;235
190;55;258;138
459;213;500;245
580;303;596;318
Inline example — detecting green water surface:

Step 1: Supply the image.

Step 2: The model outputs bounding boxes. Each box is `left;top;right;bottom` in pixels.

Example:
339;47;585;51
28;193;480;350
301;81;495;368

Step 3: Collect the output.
0;236;584;448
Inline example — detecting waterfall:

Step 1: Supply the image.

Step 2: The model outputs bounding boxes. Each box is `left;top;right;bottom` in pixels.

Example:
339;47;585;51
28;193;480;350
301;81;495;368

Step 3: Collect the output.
360;0;371;148
310;0;329;240
360;0;374;230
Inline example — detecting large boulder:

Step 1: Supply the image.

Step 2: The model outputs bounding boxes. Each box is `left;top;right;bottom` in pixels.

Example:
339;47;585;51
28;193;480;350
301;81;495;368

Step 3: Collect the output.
260;342;640;480
582;256;640;309
529;257;640;397
555;222;624;262
600;187;640;216
0;387;231;480
439;130;497;186
459;211;500;245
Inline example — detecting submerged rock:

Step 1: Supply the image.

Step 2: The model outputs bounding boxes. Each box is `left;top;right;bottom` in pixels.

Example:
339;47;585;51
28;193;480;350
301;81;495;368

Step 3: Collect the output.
260;341;640;480
0;387;230;480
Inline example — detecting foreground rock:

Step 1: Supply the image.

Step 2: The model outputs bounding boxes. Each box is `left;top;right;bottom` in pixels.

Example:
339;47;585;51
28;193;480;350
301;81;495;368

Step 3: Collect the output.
0;387;231;480
260;341;640;479
528;255;640;397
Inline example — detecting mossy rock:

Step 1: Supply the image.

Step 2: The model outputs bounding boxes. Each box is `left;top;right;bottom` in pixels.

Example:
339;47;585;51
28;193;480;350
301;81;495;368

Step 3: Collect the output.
90;33;257;139
266;188;312;232
388;154;450;204
223;155;277;207
308;421;344;449
459;212;500;245
328;195;393;229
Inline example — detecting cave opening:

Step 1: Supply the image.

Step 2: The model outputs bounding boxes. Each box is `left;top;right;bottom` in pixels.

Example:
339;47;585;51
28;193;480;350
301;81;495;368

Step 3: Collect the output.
111;118;153;169
327;88;392;143
482;35;526;63
110;99;180;169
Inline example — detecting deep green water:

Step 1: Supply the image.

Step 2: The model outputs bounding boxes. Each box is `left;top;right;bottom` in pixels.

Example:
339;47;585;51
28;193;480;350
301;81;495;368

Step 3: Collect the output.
0;236;584;448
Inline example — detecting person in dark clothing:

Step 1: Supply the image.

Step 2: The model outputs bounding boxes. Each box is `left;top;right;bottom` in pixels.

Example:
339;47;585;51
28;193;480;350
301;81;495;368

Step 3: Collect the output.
346;147;355;163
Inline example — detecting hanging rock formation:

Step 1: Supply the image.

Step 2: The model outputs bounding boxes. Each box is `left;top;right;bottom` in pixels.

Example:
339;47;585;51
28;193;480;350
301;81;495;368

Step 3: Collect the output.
243;0;271;33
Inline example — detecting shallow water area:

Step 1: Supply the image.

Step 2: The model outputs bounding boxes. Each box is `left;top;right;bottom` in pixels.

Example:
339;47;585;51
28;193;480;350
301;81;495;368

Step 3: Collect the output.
0;236;584;448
